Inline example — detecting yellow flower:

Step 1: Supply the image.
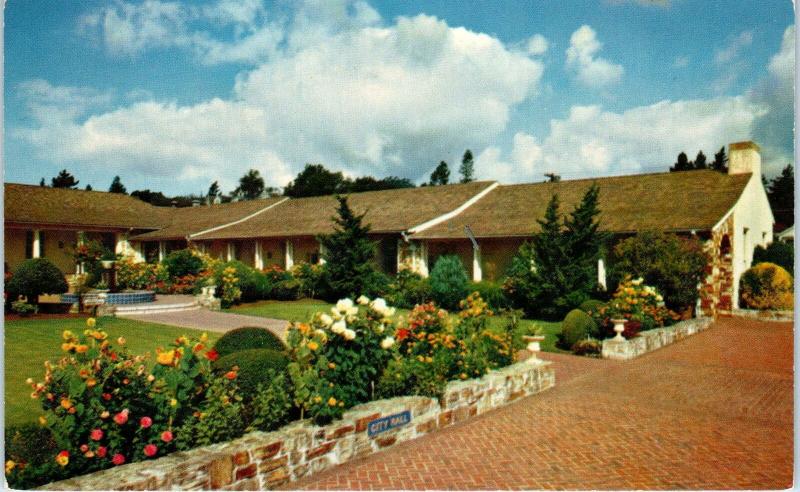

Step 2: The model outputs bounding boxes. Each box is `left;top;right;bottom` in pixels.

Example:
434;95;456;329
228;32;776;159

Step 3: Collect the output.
328;397;337;406
307;341;319;351
90;330;107;341
6;460;16;474
62;330;74;341
86;318;97;328
39;416;47;426
328;362;336;369
459;373;467;380
200;332;208;343
170;398;178;407
156;349;176;366
314;395;322;403
117;336;126;346
86;378;97;388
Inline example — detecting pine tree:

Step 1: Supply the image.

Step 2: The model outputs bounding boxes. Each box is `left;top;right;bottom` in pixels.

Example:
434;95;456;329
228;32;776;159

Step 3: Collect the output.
693;151;707;170
235;169;265;200
51;169;79;188
429;161;450;186
669;152;693;172
767;164;794;228
318;196;379;299
527;194;568;319
207;181;220;200
711;146;728;172
108;176;127;194
563;184;608;304
459;150;474;183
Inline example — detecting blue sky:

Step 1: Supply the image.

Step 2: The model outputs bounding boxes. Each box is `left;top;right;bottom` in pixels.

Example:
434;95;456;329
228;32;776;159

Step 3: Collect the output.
4;0;795;195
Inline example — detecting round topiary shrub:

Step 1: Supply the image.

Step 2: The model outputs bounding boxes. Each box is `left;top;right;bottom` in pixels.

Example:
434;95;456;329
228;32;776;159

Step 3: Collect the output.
578;299;605;315
559;308;599;350
213;327;286;357
212;348;289;394
429;255;469;310
740;262;793;310
7;258;68;306
162;249;204;278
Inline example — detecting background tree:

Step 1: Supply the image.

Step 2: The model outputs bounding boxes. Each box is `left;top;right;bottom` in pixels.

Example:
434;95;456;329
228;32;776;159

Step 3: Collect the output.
318;196;381;300
85;184;93;191
285;164;346;197
693;150;707;170
51;169;79;189
207;181;220;201
669;152;693;172
459;150;474;183
347;176;414;193
39;178;45;187
767;164;794;228
234;169;266;200
429;161;450;186
108;176;127;194
711;146;728;172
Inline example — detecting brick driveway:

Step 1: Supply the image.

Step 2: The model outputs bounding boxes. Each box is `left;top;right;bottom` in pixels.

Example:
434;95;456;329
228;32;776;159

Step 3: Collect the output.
286;317;793;490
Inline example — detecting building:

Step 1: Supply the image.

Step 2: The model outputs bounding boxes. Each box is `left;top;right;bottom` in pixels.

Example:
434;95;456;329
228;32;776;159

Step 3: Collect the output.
4;141;774;314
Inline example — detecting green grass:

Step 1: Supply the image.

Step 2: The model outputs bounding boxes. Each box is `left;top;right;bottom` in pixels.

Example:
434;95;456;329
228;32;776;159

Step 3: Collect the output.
4;316;221;428
230;299;564;352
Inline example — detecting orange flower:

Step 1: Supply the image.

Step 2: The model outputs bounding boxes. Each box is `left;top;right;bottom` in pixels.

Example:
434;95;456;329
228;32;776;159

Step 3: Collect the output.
156;349;176;366
60;398;72;410
55;451;69;467
224;371;237;380
75;345;89;354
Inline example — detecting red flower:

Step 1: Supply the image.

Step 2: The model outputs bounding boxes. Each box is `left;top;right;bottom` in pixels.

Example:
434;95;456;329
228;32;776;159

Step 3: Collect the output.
205;349;219;361
111;453;126;466
80;444;89;453
143;444;158;457
396;328;410;342
224;371;237;380
90;428;103;441
113;409;129;425
160;430;173;443
97;446;107;458
140;416;153;428
102;393;112;401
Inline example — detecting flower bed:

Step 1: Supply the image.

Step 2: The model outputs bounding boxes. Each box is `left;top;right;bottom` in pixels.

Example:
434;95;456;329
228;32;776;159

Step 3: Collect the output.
601;317;714;360
40;359;554;491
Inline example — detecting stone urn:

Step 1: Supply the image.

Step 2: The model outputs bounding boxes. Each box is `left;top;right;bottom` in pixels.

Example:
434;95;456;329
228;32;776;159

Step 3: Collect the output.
522;334;546;363
101;260;115;269
611;319;627;341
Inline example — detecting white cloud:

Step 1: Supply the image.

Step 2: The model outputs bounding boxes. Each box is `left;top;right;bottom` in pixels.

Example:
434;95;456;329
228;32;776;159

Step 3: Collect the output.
673;55;689;68
715;30;753;65
18;10;543;191
565;25;623;88
525;34;549;56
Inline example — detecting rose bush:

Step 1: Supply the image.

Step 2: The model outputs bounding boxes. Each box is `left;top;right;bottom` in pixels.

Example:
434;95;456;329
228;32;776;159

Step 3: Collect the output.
592;277;677;337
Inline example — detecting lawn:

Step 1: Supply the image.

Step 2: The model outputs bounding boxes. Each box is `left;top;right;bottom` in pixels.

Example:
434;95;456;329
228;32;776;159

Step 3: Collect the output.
230;299;565;353
4;316;220;428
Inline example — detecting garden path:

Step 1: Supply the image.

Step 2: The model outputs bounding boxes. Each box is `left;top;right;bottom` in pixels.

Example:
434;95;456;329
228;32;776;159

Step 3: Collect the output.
286;316;793;490
119;308;289;337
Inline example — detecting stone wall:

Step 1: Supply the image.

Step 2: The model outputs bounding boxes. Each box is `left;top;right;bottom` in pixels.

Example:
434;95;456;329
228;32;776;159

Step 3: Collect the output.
730;309;794;322
699;215;735;317
42;360;554;491
601;318;714;361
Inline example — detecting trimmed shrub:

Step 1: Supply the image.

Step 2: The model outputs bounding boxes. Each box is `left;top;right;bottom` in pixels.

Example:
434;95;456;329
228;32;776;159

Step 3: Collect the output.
740;262;794;310
578;299;605;315
752;241;794;273
212;348;290;395
6;258;68;305
429;255;469;310
213;327;286;357
162;249;204;278
386;269;432;309
559;309;598;349
469;281;510;311
610;231;707;313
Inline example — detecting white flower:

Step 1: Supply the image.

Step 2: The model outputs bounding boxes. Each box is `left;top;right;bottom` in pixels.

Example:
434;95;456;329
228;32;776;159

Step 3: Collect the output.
376;324;385;334
343;329;356;341
370;298;389;316
319;313;333;326
656;295;663;302
631;278;643;286
386;307;396;317
357;295;370;305
336;298;354;312
380;337;395;349
346;306;359;317
331;320;347;334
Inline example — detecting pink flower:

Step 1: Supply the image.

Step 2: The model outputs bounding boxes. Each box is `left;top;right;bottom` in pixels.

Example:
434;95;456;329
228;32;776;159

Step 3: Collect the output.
139;416;152;428
143;444;158;457
90;428;103;441
97;446;107;458
111;453;125;466
160;430;173;443
113;409;129;425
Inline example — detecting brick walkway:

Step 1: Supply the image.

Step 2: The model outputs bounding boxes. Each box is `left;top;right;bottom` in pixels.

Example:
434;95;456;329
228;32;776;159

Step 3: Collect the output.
286;317;793;490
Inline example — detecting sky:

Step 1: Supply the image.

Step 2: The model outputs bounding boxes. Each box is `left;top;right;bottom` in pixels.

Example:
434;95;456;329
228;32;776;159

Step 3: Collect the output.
4;0;796;195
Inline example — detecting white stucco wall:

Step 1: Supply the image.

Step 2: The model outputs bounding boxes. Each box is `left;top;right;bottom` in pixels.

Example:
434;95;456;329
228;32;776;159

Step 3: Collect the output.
729;174;775;308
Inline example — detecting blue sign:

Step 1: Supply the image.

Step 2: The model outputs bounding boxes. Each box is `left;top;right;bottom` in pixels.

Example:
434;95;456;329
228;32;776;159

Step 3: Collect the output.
367;410;412;437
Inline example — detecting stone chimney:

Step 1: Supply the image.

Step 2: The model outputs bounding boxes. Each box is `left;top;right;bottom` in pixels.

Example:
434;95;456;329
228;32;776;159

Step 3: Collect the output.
728;141;761;176
192;199;201;207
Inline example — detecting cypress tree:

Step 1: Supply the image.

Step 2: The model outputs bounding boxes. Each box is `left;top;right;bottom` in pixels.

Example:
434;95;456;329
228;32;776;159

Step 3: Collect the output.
563;184;608;305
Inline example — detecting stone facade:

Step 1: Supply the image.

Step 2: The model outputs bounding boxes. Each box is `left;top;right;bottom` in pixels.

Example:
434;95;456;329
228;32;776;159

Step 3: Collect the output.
699;214;735;317
41;360;554;491
601;318;714;361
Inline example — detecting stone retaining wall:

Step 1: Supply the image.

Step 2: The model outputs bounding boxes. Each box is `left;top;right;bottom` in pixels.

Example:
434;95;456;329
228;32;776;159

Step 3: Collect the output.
601;318;714;361
730;309;793;322
42;360;554;491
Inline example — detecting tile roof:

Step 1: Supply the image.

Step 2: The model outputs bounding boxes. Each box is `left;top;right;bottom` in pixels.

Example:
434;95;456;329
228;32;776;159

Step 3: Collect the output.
411;170;752;239
190;181;496;240
4;183;168;229
131;197;286;240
